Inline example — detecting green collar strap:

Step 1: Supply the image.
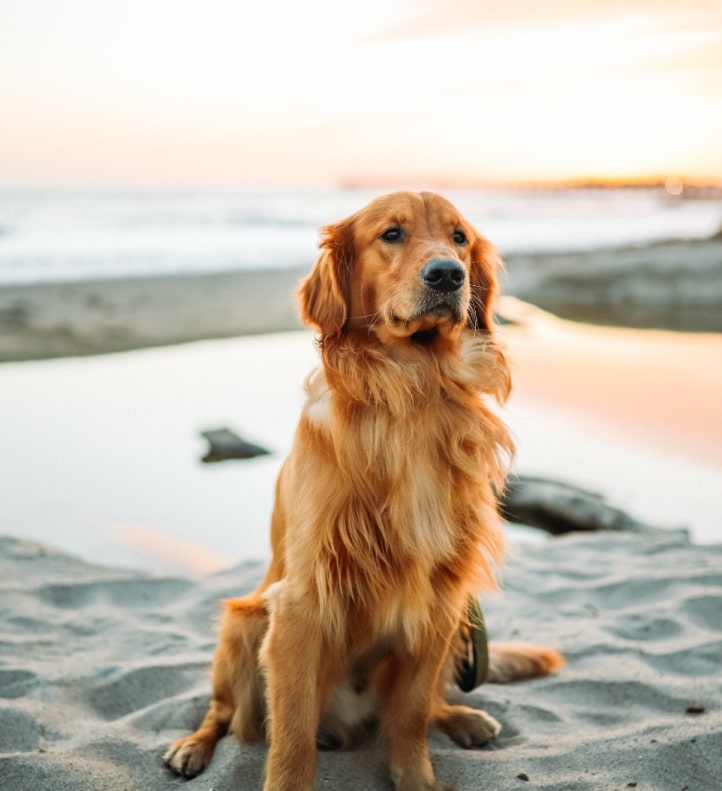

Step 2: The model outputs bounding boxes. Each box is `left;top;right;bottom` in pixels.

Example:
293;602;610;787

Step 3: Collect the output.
454;595;489;692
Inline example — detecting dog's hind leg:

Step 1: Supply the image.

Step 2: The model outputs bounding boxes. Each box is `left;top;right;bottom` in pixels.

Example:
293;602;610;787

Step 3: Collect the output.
164;594;269;777
431;699;501;748
163;695;233;778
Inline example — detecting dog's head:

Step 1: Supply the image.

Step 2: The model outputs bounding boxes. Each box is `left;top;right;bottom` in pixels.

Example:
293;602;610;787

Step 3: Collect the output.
299;191;502;345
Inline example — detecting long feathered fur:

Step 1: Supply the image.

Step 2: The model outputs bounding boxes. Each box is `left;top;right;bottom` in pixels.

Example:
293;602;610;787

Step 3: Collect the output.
276;329;513;644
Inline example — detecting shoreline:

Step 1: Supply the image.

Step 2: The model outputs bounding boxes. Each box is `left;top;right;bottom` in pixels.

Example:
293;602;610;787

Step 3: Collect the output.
1;236;720;564
1;237;721;363
0;267;307;362
1;308;719;576
505;236;722;333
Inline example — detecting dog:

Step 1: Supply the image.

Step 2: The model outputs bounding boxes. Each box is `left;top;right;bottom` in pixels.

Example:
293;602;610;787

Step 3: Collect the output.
164;191;563;791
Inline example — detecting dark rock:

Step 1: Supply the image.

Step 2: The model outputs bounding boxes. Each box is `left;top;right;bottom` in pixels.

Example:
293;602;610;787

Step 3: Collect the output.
200;428;270;463
500;475;648;535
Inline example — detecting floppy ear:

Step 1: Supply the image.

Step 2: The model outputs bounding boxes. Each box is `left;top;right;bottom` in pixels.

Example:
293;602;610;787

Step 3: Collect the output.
467;234;503;333
298;220;353;337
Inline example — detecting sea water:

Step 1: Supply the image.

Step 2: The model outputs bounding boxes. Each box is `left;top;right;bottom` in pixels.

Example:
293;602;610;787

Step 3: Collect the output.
0;186;721;285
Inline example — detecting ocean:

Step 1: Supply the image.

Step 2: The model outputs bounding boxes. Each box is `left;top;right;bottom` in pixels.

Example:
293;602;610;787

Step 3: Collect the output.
1;186;721;285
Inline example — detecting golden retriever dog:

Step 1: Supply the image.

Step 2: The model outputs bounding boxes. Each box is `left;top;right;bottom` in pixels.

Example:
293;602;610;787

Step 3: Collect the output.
164;191;563;791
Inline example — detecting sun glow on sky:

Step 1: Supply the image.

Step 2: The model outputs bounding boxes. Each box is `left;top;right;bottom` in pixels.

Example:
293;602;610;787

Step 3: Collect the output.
2;0;722;188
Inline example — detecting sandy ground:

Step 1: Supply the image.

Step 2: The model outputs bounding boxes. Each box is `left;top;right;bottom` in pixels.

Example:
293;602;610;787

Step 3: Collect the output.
0;267;306;361
504;237;722;333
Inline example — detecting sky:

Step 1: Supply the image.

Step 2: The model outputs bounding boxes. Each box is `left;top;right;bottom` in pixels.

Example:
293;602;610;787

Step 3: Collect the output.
2;0;722;188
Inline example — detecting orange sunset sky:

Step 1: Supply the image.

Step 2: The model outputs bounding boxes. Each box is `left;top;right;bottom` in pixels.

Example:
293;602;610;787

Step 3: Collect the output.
2;0;722;188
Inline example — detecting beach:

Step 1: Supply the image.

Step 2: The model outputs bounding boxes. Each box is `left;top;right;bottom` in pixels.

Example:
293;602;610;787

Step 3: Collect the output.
1;234;721;789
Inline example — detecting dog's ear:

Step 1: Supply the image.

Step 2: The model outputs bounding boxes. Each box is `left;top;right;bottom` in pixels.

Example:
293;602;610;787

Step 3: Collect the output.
467;234;503;333
298;220;354;337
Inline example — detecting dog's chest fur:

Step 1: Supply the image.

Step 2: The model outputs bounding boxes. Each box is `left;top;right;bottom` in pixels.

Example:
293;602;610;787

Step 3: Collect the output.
283;334;509;646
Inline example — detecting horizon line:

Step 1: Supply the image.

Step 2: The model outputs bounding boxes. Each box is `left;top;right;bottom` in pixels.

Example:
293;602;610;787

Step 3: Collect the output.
2;175;722;193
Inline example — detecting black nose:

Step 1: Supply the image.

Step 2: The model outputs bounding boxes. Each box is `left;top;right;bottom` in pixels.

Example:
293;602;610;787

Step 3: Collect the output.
421;259;466;292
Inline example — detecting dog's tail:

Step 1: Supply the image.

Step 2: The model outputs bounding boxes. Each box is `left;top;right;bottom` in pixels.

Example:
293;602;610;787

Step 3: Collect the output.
486;642;564;684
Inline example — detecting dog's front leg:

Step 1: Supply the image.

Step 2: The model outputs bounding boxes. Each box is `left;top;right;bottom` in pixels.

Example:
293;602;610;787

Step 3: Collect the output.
382;627;456;791
261;593;338;791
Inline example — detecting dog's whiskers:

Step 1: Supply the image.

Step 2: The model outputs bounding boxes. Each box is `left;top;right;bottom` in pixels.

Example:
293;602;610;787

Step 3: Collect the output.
468;284;489;332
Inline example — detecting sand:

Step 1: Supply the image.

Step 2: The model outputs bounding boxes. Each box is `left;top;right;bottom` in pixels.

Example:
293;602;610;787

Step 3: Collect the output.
1;237;721;789
1;528;720;791
0;267;307;362
504;237;722;333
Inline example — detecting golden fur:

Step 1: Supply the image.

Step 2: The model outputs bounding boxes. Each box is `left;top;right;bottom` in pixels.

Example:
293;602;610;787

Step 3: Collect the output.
165;191;563;791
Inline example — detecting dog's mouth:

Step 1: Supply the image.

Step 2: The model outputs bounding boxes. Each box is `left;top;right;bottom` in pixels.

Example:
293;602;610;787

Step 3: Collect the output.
424;302;463;323
381;283;470;343
385;309;463;346
410;326;439;345
389;301;464;332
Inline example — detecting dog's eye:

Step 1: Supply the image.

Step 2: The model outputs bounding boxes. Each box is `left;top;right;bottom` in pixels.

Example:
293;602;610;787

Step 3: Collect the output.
453;229;467;245
379;227;404;243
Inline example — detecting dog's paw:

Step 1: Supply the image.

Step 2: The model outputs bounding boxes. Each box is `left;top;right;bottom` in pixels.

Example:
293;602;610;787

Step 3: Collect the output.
163;737;213;778
435;705;501;748
392;774;453;791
